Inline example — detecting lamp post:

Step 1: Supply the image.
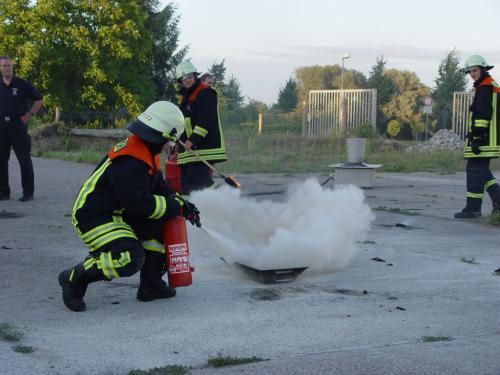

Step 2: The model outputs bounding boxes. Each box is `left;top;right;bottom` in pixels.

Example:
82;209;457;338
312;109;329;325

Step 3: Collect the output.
340;54;350;91
339;54;350;134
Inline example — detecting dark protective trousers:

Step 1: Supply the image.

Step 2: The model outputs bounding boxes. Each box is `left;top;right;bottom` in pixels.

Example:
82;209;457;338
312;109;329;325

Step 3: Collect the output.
0;120;34;197
465;158;500;211
81;217;165;281
180;162;215;195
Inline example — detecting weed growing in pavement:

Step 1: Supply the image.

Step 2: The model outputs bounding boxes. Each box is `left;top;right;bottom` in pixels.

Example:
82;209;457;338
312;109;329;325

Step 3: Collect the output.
128;365;190;375
460;256;479;265
483;213;500;226
421;336;454;343
206;352;268;368
12;345;35;353
0;323;24;342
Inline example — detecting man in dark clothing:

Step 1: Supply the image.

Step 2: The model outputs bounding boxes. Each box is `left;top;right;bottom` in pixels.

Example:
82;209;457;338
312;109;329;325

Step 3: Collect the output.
175;61;227;195
454;55;500;219
0;55;43;201
58;101;201;312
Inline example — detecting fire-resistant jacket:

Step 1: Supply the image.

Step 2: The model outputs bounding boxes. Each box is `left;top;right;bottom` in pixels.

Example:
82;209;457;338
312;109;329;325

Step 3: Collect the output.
71;135;176;252
177;80;227;165
465;75;500;159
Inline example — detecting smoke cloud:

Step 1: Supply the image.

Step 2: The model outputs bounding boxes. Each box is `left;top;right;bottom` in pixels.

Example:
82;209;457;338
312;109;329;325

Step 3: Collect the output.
187;178;374;274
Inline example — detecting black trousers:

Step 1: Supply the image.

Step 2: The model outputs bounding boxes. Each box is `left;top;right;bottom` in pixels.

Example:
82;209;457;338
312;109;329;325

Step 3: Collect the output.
81;218;164;280
0;120;34;197
465;158;500;211
180;162;214;195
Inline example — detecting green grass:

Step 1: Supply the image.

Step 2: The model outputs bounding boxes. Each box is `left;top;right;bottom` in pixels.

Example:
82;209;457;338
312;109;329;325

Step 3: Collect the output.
128;365;190;375
30;124;500;174
421;335;454;343
0;323;24;342
367;150;464;173
482;212;500;226
206;353;268;368
12;345;35;353
35;149;103;164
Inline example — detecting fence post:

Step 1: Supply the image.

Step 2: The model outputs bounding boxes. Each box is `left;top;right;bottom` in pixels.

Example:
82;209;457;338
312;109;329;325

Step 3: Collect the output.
339;91;346;135
302;101;308;136
258;112;263;134
371;89;377;129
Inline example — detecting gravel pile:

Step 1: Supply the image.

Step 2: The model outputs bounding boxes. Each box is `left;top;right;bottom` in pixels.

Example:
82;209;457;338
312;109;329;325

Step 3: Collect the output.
407;129;464;152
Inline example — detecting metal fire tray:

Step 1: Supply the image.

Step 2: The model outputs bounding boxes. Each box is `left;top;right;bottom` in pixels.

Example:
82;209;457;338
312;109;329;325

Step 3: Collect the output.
235;263;308;284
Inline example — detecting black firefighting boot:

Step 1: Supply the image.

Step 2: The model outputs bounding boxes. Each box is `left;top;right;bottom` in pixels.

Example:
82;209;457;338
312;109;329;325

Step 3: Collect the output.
454;197;481;219
492;201;500;215
137;252;176;302
454;209;481;219
58;261;104;312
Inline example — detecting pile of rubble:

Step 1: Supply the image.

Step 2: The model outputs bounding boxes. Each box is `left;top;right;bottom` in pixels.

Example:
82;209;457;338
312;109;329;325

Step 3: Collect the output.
406;129;464;152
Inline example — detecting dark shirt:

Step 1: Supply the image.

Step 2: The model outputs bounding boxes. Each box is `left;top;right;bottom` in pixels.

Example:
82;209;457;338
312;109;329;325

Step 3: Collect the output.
0;76;42;117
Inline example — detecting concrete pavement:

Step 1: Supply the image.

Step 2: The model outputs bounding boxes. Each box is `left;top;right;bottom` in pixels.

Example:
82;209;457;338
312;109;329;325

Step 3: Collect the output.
0;156;499;375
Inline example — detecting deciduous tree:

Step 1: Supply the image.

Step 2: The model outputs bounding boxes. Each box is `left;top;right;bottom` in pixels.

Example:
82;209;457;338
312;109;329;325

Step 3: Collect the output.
295;65;367;103
381;69;430;138
0;0;186;123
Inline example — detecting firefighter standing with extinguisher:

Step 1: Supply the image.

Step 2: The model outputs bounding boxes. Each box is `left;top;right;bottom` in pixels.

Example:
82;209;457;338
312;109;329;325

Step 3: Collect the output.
58;101;201;312
175;61;227;195
455;55;500;219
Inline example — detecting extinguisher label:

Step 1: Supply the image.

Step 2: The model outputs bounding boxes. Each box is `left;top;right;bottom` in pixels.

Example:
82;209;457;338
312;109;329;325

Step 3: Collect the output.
168;243;190;274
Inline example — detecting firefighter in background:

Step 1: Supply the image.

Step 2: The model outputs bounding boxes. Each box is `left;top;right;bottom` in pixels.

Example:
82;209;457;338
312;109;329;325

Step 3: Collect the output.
58;101;201;312
455;55;500;219
175;61;227;195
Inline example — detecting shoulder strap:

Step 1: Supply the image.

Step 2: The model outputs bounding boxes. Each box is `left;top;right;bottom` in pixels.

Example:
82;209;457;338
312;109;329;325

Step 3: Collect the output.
188;83;209;102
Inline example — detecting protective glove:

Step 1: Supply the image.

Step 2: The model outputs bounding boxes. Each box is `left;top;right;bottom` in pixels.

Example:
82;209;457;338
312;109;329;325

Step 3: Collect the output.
471;141;481;155
165;193;184;217
166;193;201;227
183;201;201;227
468;133;483;155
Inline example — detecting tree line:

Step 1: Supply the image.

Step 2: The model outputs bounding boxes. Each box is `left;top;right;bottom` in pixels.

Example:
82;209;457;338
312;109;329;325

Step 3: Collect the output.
274;49;466;138
0;0;186;123
1;1;466;137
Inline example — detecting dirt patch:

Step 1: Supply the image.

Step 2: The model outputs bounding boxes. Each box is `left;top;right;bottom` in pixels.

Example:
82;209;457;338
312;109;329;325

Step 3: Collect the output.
0;211;24;219
249;288;282;301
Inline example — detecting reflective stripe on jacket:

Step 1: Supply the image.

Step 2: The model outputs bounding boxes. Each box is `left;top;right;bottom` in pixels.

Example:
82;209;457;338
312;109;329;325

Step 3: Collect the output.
464;76;500;158
71;135;174;252
178;81;227;165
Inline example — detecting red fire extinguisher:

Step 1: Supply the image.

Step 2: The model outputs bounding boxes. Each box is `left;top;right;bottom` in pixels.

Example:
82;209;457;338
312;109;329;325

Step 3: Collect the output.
163;154;193;287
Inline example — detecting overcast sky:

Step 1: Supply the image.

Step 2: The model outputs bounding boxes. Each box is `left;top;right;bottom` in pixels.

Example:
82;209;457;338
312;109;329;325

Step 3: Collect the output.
163;0;500;104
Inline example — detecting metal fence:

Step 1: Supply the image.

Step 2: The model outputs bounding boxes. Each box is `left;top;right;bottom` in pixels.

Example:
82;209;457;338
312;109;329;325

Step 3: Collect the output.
306;89;377;136
452;91;473;140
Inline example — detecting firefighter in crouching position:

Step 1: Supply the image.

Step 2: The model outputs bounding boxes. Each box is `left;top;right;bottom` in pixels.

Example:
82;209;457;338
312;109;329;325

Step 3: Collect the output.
58;101;201;312
455;55;500;219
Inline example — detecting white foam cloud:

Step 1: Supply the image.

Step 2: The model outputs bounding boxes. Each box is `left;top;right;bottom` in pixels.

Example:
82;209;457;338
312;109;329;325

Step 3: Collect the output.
186;179;374;274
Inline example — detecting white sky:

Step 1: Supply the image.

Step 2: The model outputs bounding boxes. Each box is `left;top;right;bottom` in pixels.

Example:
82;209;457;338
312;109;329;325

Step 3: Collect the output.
163;0;500;104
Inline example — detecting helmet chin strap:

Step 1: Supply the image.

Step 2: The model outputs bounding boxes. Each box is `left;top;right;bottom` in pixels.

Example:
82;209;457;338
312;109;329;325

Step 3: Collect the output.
145;140;166;155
